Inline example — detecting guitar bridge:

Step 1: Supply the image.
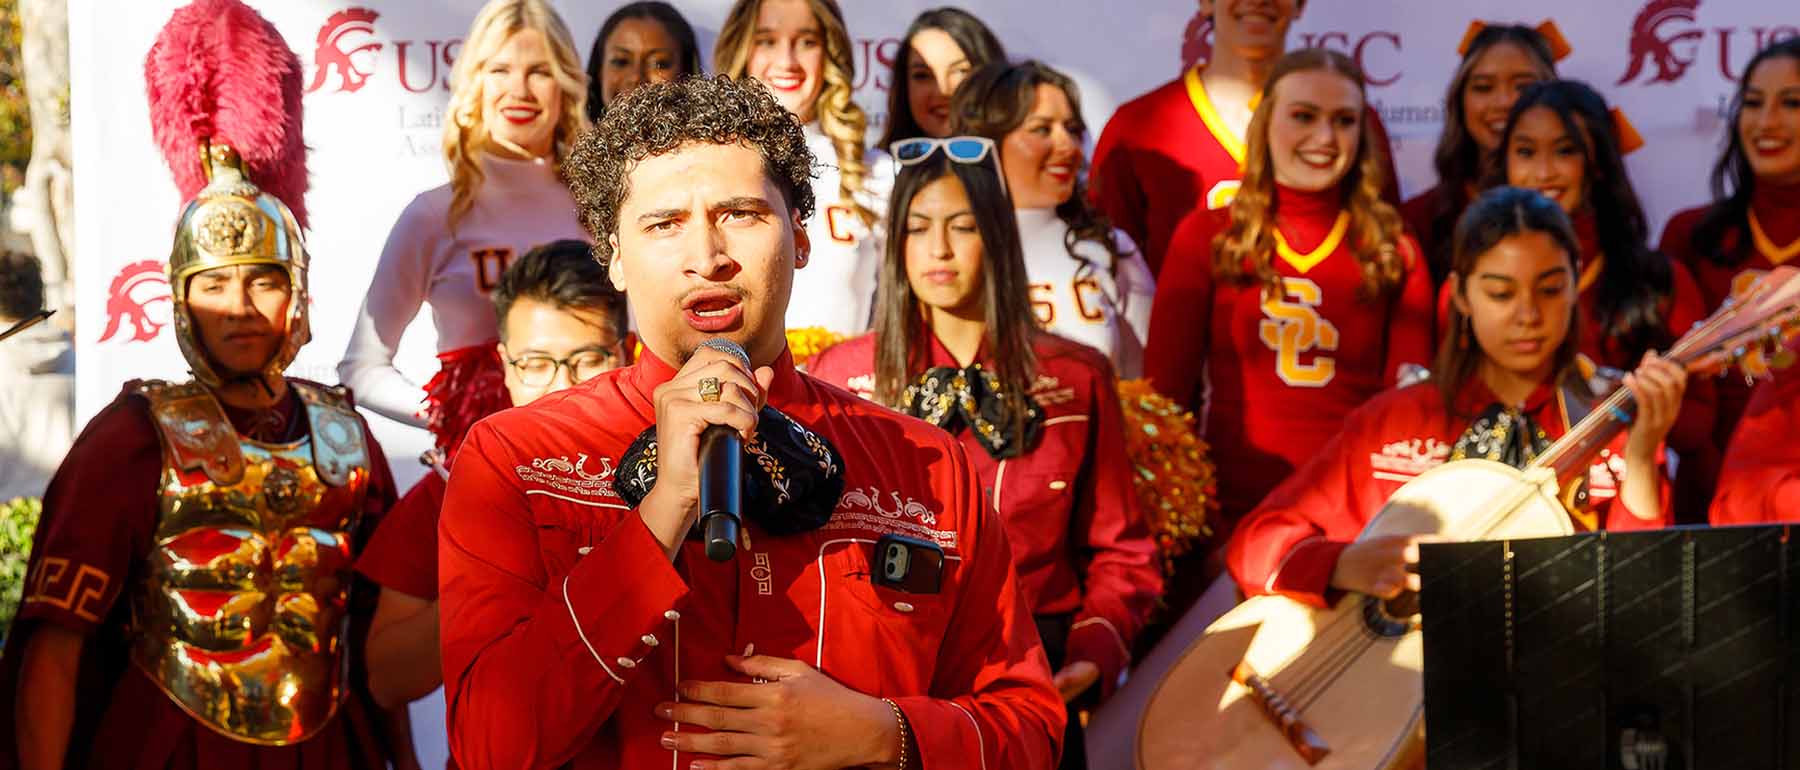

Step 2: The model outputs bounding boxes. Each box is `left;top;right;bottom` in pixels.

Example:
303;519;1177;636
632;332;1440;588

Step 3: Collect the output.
1231;661;1331;765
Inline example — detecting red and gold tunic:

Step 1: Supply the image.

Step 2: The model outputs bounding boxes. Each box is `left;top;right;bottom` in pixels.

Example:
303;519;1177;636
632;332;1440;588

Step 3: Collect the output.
0;381;396;770
1145;184;1436;538
1227;378;1670;608
437;349;1062;769
1089;65;1401;276
809;331;1163;697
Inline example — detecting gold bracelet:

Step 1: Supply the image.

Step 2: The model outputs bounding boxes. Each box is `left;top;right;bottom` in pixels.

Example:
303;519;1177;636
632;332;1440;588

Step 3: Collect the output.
881;697;910;770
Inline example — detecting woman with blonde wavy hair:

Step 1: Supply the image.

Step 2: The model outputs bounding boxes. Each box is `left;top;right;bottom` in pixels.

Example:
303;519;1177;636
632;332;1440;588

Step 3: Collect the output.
714;0;891;336
1145;48;1436;563
339;0;591;455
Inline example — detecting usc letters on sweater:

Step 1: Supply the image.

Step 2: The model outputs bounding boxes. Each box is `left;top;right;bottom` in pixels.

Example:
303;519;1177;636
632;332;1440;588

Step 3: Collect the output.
1227;379;1671;609
437;349;1062;769
809;332;1163;696
1144;185;1436;536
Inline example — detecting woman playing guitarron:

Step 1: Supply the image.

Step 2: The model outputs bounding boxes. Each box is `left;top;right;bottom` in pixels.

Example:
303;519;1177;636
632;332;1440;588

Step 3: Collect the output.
1228;186;1682;604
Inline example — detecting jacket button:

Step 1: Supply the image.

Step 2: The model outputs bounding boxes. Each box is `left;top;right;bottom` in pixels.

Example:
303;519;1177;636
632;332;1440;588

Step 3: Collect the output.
578;546;593;555
664;610;681;621
616;657;637;669
1049;479;1068;491
641;634;659;647
893;601;915;613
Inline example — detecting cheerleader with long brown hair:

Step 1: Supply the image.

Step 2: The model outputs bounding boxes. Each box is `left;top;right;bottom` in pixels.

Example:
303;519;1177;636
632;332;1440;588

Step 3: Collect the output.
1661;39;1800;459
809;139;1161;769
1145;48;1435;556
715;0;891;336
1487;79;1714;519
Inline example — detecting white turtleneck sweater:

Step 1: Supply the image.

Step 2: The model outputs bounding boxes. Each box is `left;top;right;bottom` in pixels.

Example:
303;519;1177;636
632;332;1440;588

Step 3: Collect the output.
339;153;589;426
1015;207;1156;378
786;121;893;336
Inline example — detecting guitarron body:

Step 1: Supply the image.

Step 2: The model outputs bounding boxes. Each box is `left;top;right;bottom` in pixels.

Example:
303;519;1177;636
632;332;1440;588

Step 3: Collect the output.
1135;459;1574;769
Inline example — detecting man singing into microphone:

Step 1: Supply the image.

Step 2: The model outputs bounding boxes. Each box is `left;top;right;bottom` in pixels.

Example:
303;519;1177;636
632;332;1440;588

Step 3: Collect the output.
437;76;1064;769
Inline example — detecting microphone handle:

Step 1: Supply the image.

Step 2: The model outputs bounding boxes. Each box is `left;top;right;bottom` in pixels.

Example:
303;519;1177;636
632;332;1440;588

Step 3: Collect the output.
698;424;742;562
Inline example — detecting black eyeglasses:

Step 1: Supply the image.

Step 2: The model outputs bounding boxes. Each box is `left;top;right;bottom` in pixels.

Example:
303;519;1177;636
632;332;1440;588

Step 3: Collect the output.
504;348;621;388
889;136;1008;196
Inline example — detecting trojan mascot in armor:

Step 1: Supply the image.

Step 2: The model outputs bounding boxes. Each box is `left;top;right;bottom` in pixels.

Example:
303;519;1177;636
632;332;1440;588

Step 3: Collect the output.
0;1;399;767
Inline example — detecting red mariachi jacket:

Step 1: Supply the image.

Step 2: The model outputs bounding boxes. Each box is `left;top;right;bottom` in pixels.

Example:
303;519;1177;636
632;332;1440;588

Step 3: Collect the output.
1144;184;1437;537
809;331;1164;697
1226;378;1671;609
437;349;1063;769
1710;361;1800;525
1088;65;1401;276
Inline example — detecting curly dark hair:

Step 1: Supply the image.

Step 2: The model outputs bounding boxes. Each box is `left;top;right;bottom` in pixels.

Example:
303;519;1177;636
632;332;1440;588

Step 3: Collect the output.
564;75;817;267
0;250;44;322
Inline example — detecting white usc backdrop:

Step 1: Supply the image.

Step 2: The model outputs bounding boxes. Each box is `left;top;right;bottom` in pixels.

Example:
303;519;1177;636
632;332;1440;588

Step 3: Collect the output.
66;1;1793;764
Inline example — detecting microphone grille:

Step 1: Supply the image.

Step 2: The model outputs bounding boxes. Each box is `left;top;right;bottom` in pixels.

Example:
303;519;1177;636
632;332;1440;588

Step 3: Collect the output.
697;337;751;372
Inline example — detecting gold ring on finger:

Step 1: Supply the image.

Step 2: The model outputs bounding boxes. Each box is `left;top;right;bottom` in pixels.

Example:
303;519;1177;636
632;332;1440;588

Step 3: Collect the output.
698;377;723;402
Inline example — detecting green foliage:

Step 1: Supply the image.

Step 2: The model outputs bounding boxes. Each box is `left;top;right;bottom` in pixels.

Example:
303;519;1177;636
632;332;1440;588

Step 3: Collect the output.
0;0;29;193
1;496;41;640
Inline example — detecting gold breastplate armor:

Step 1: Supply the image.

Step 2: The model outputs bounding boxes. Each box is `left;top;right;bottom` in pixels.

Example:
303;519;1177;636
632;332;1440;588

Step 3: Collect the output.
130;379;372;745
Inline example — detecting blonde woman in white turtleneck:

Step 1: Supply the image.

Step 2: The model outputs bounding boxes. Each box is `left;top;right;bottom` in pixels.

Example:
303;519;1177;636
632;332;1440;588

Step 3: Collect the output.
340;0;590;433
714;0;891;337
955;60;1155;378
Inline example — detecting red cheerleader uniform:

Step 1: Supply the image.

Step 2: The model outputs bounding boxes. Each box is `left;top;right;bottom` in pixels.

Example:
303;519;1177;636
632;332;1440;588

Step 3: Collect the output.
1660;180;1800;448
1145;183;1436;539
1089;65;1401;276
1228;378;1671;608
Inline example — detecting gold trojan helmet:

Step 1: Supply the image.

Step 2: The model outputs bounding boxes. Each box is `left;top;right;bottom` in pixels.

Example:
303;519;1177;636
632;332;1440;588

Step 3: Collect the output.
147;0;312;388
165;142;311;387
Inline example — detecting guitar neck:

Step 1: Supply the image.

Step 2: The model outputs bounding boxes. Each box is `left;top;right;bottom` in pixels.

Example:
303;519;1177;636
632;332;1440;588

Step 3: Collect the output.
1527;315;1726;483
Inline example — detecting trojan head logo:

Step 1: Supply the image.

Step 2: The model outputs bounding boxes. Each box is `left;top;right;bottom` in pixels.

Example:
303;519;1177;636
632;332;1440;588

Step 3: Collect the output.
1617;0;1705;85
98;260;172;344
1182;6;1214;70
305;7;383;94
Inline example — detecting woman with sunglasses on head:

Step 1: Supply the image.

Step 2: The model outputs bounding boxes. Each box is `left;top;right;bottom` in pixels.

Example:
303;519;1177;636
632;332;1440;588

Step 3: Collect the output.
1490;79;1714;519
584;1;701;122
1660;39;1800;456
1402;21;1564;286
1146;49;1434;561
877;7;1006;147
810;138;1162;770
715;0;890;336
339;0;590;454
952;60;1156;378
1230;186;1676;607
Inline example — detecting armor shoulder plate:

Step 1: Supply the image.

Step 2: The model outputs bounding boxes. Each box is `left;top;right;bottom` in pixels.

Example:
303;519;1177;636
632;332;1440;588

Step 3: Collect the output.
292;381;370;487
137;378;244;486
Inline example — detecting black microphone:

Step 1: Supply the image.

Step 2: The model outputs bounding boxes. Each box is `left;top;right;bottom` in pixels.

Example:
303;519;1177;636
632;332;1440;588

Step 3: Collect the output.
696;338;749;561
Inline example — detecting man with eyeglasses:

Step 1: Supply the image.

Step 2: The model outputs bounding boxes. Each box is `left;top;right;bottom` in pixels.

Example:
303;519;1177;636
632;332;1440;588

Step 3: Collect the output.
354;239;630;736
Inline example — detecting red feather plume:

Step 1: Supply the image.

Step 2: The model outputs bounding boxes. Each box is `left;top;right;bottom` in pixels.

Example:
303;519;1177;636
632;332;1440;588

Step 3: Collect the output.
145;0;308;227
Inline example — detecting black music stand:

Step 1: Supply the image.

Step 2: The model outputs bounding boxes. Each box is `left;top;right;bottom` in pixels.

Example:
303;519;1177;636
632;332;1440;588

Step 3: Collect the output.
1418;525;1800;770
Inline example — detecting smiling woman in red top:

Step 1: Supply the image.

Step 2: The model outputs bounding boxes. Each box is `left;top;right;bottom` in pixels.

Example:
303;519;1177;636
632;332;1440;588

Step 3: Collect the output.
809;137;1162;770
1661;39;1800;454
1402;22;1563;285
1230;186;1681;607
1145;49;1435;560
